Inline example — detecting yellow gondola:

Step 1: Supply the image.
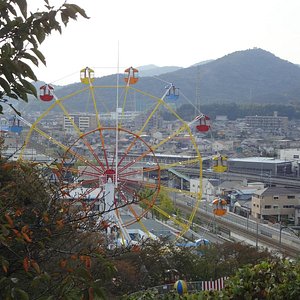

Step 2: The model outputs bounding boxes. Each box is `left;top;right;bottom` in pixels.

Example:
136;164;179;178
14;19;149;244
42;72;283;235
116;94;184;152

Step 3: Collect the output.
80;67;95;84
212;154;228;173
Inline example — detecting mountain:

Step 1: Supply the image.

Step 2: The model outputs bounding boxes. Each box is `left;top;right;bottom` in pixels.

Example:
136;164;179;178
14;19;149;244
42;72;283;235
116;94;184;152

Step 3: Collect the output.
155;48;300;105
21;48;300;113
137;64;182;77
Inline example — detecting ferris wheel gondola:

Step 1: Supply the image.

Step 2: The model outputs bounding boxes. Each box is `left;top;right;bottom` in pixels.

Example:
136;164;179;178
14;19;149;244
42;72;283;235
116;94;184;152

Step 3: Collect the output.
196;114;211;133
80;67;95;84
124;67;139;85
165;84;179;101
212;154;228;173
39;84;54;102
212;197;227;216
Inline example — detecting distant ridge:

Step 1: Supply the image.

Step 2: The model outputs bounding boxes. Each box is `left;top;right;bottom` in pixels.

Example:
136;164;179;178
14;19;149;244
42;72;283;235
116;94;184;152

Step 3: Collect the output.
21;48;300;112
137;64;182;77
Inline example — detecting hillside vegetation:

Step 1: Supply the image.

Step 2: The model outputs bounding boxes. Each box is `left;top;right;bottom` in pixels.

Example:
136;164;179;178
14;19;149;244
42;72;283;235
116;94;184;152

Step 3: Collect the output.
19;48;300;114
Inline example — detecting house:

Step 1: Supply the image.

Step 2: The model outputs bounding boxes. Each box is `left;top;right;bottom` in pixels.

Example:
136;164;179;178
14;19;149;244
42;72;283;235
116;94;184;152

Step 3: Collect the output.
190;178;220;202
251;186;300;223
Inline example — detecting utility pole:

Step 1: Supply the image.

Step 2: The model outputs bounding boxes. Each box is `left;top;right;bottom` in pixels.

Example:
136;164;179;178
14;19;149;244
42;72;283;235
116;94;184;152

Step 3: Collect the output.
255;219;259;249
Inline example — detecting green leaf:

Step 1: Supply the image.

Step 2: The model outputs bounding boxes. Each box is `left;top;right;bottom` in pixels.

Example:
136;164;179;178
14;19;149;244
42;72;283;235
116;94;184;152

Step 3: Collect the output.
17;61;37;81
16;0;27;19
13;37;24;51
22;52;39;66
1;43;13;56
33;25;46;44
11;288;29;300
65;4;89;19
20;79;37;98
31;48;46;66
0;76;11;94
6;93;19;100
60;11;69;26
6;3;17;17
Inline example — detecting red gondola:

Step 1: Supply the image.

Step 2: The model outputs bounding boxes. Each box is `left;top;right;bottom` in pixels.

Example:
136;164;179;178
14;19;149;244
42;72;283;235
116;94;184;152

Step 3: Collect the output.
124;67;139;85
196;115;210;132
39;84;54;102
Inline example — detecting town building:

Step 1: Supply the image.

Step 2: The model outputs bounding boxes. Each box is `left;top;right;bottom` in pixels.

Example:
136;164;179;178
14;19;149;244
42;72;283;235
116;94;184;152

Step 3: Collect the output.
63;113;97;132
245;111;288;133
251;186;300;222
227;157;293;176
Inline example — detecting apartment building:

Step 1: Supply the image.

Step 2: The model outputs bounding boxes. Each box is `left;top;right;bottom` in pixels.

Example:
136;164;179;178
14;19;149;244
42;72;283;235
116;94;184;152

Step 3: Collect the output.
63;113;96;132
245;111;288;133
251;186;300;222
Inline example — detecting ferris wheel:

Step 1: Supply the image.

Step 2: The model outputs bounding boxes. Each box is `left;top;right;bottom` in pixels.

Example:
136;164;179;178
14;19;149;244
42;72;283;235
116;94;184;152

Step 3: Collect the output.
18;66;203;245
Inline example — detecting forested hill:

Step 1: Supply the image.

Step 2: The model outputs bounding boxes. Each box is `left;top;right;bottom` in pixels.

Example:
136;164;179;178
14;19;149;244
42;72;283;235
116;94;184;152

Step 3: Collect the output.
158;48;300;105
22;48;300;113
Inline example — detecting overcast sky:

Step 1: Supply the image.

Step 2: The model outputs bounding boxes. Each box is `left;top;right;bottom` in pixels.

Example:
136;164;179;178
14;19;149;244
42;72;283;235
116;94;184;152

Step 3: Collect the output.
31;0;300;85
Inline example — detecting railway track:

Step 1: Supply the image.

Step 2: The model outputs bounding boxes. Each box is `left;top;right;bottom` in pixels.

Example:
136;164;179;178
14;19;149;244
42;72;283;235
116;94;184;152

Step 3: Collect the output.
178;202;300;258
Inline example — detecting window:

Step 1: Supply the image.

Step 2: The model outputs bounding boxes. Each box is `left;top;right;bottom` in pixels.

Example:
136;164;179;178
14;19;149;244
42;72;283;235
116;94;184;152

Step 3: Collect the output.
273;196;279;200
283;205;294;208
273;205;279;209
287;195;295;199
264;205;271;209
293;155;299;159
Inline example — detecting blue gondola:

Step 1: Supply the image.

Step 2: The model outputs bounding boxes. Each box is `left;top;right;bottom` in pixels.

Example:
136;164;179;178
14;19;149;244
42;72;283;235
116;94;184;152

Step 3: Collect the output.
165;84;179;101
8;116;23;134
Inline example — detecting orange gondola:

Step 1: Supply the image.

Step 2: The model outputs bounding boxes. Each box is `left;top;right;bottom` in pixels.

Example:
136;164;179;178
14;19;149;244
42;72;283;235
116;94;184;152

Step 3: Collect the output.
80;67;95;84
124;67;139;84
212;197;227;216
196;115;211;132
39;84;54;102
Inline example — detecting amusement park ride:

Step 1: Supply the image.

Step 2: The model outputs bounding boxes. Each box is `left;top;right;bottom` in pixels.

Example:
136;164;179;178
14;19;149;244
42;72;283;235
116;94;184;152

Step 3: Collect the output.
9;65;228;248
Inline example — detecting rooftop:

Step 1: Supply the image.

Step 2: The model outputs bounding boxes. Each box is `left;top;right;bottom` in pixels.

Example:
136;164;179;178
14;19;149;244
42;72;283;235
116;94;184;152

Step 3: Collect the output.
229;157;292;164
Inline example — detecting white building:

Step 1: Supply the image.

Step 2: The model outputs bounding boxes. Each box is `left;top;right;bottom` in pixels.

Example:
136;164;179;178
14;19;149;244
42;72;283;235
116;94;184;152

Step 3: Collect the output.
63;113;97;132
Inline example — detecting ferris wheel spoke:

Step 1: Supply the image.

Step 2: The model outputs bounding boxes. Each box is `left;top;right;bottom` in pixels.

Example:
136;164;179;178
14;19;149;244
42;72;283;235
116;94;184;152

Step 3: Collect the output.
117;100;163;167
97;129;110;168
117;149;155;174
84;85;110;168
140;197;189;231
118;86;129;128
118;176;158;189
151;124;188;152
62;148;103;174
159;158;201;170
21;122;103;175
55;104;107;171
119;165;159;179
118;192;152;236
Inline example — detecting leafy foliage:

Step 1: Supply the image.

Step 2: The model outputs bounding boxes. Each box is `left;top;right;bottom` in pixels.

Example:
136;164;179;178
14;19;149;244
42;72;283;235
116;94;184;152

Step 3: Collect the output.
0;0;88;111
202;259;300;299
0;155;116;299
